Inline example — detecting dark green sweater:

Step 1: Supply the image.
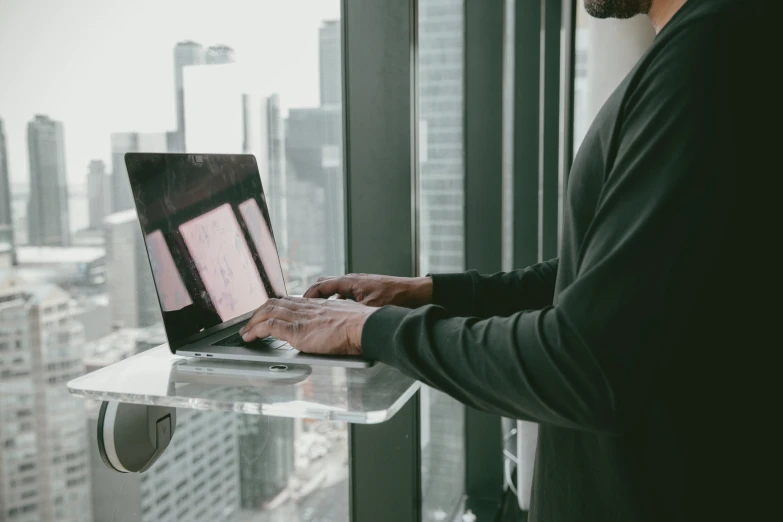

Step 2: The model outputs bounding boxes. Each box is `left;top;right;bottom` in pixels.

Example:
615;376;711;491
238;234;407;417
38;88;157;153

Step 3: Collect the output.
362;0;775;520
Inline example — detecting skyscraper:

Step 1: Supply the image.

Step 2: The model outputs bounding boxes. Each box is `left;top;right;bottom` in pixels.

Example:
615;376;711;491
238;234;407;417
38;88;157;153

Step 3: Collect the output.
0;117;15;264
173;41;205;152
86;159;109;229
284;106;343;282
418;0;465;274
416;4;468;520
0;272;92;522
85;342;241;522
237;415;295;509
283;20;344;289
182;63;245;154
104;210;160;329
205;44;236;65
88;408;241;522
0;272;37;522
319;21;342;107
26;115;71;247
172;42;236;153
266;95;288;260
109;131;168;214
183;64;288;257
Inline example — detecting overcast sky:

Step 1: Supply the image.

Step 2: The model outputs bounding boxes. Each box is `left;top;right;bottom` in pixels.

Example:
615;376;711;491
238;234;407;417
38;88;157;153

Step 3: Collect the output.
0;0;340;187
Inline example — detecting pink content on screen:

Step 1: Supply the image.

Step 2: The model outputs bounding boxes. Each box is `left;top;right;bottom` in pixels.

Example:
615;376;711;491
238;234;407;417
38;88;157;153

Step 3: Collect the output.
238;198;287;297
179;204;268;321
145;229;193;311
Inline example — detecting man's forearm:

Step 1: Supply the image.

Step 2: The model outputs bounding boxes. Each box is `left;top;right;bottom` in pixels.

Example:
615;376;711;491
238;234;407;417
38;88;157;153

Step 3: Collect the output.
430;258;559;318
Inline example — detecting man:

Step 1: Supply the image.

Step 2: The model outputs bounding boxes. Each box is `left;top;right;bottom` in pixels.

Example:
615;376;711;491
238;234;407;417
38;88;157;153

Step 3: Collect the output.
241;0;775;520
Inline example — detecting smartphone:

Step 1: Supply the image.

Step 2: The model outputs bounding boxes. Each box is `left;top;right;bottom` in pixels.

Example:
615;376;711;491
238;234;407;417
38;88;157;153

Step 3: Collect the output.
170;358;312;387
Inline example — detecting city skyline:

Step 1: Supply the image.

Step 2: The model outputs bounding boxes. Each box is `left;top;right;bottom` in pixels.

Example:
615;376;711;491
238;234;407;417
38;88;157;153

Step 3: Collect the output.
0;0;340;187
1;19;345;265
0;1;486;520
1;10;352;518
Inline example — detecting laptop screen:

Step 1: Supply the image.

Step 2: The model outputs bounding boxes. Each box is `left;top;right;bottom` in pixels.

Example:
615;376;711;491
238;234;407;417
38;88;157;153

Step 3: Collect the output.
125;153;287;350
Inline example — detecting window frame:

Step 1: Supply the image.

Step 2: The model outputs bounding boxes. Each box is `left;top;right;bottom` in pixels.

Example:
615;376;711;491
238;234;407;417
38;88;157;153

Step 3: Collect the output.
342;0;577;519
342;1;421;521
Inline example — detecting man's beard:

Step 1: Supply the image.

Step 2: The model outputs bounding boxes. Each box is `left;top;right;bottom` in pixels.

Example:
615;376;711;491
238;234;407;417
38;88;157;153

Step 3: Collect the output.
584;0;653;19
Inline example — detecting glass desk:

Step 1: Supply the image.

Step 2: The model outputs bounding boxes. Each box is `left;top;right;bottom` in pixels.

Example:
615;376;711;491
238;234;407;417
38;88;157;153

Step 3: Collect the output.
68;346;423;522
67;345;420;424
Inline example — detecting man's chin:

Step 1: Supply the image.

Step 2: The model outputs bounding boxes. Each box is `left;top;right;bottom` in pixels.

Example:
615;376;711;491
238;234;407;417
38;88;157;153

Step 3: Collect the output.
584;0;651;20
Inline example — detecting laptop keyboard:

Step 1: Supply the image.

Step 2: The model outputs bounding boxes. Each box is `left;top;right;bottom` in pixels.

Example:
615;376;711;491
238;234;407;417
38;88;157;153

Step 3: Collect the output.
212;333;291;350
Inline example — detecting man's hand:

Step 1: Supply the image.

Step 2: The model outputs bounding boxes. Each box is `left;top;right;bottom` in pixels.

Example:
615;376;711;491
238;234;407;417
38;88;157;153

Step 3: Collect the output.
239;297;375;355
303;273;433;308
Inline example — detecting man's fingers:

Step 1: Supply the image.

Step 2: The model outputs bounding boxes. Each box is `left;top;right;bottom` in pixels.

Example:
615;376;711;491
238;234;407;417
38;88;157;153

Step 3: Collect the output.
241;299;275;334
262;303;301;323
241;297;326;337
242;317;295;342
304;277;352;299
279;296;328;310
241;298;304;335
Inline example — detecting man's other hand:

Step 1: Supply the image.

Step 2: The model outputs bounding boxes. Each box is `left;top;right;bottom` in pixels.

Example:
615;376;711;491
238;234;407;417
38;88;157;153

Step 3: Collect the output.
239;297;375;355
303;273;433;308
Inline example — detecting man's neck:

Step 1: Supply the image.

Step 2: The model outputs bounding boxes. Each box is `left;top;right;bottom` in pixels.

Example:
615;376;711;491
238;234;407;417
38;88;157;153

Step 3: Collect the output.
649;0;688;33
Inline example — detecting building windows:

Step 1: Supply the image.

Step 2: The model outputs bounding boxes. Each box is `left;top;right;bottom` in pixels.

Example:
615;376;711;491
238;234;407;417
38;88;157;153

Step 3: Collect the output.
65;476;86;487
417;2;468;521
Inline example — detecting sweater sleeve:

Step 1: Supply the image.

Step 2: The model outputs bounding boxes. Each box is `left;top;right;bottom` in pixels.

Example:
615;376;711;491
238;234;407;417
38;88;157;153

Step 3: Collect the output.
429;259;559;318
361;28;728;434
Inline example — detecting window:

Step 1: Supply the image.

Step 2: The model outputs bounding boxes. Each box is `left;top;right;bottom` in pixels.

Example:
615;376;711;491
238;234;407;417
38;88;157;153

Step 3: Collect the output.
572;4;654;156
417;0;467;520
1;1;348;521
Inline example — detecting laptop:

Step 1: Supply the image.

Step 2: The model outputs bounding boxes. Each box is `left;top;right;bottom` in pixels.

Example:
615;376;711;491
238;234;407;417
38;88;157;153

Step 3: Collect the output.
125;153;374;368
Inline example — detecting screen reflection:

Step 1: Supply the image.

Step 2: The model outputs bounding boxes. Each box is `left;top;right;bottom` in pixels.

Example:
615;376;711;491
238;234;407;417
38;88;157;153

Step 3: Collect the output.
239;198;287;297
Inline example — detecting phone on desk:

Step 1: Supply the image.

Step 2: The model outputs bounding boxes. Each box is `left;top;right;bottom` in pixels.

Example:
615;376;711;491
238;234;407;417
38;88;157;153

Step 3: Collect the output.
170;358;312;387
